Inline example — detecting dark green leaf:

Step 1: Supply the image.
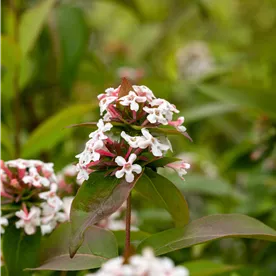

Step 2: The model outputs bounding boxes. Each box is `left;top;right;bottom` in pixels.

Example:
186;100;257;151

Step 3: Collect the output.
30;223;118;271
146;157;181;168
19;0;56;56
2;224;41;275
56;5;88;90
137;214;276;255
135;168;189;227
22;104;95;158
113;230;150;248
70;171;142;257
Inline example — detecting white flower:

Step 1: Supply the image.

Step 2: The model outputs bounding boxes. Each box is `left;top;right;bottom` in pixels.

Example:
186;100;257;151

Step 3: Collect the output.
119;91;147;112
139;128;171;157
166;161;190;180
15;206;41;235
0;214;8;234
89;119;113;140
90;248;189;276
99;96;117;115
22;166;50;187
133;85;155;101
40;203;67;235
169;116;186;133
146;98;179;123
115;154;142;183
76;139;105;166
121;131;147;148
76;164;89;183
143;106;169;125
39;183;63;211
97;87;119;101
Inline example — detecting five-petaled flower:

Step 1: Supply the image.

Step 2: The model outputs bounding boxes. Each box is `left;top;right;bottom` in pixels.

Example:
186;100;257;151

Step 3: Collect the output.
115;154;142;183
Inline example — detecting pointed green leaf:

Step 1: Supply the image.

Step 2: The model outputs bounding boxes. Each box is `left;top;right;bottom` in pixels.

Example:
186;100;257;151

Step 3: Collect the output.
137;214;276;255
30;223;118;271
22;104;95;158
69;171;142;257
113;230;150;248
19;0;56;56
2;224;41;275
183;260;239;276
135;168;189;227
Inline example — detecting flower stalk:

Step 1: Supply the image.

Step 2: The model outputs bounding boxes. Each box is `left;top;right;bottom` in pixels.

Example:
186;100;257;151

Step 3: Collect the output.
123;192;132;264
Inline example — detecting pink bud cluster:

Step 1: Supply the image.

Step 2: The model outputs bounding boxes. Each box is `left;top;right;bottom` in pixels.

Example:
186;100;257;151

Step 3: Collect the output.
1;159;67;235
75;84;190;184
87;248;189;276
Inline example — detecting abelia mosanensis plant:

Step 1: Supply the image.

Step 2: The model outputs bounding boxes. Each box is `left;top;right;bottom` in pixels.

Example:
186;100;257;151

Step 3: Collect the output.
87;248;189;276
57;164;139;231
1;159;67;235
75;79;191;184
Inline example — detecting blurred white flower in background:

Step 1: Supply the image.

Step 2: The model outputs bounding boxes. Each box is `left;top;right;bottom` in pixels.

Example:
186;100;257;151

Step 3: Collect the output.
87;248;189;276
177;41;215;80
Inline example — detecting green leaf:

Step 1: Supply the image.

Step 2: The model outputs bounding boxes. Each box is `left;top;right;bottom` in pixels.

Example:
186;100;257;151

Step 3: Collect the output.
135;168;189;227
183;260;239;276
137;214;276;255
22;104;95;158
56;5;87;90
158;170;234;197
1;123;14;159
2;224;41;275
146;157;181;168
30;223;118;271
19;0;56;56
70;171;142;257
184;102;239;123
113;230;150;248
197;85;276;119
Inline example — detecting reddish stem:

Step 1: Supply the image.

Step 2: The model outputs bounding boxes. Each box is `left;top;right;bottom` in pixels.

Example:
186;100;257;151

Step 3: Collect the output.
123;193;132;264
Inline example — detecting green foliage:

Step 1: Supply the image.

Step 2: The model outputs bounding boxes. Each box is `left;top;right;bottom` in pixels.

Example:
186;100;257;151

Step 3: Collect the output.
32;223;118;271
69;171;141;257
22;104;95;158
19;0;56;56
2;224;41;275
135;168;189;227
137;214;276;255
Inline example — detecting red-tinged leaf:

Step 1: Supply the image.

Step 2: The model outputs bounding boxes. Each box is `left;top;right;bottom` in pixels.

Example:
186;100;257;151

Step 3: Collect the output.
137;214;276;255
29;223;117;271
118;77;133;98
69;171;142;257
135;168;189;227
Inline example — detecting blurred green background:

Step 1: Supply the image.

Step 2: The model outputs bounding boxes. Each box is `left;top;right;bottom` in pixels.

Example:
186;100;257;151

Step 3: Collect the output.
1;0;276;275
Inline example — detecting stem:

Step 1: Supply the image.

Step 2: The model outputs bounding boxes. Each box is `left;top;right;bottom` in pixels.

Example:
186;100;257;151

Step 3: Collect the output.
123;193;132;264
10;0;21;157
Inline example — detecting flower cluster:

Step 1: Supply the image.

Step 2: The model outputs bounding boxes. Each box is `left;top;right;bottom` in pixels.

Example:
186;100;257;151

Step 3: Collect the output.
87;248;189;276
76;82;190;184
1;159;67;235
57;165;138;231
